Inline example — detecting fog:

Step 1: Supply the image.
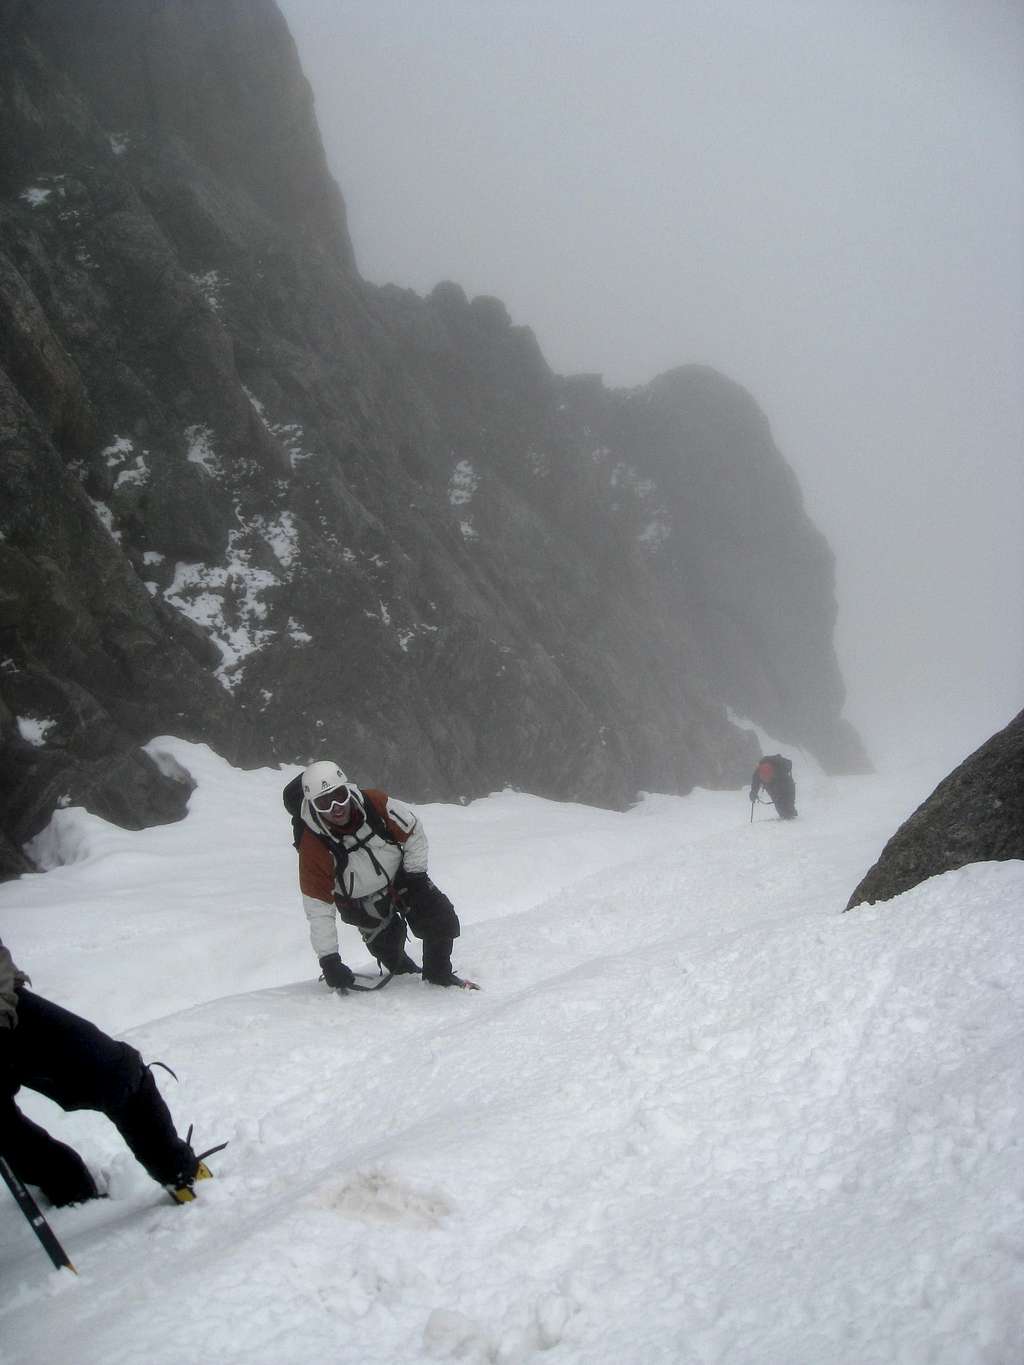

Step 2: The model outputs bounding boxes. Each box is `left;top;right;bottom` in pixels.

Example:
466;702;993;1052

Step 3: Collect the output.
278;0;1024;770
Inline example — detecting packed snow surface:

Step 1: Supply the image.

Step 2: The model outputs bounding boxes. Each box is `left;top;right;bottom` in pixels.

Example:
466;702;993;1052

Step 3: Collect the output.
0;739;1021;1364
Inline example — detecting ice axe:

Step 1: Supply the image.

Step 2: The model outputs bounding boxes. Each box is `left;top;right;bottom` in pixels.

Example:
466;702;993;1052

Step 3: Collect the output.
0;1154;77;1274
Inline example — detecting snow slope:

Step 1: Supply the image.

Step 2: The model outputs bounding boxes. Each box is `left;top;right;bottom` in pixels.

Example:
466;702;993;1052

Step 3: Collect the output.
1;740;1021;1364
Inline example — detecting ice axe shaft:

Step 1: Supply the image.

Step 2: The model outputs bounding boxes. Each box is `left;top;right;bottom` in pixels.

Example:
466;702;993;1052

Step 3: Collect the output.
0;1154;77;1274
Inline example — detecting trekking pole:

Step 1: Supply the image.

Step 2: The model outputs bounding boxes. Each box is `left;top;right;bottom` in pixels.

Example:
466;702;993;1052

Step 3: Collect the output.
0;1154;77;1274
749;797;755;823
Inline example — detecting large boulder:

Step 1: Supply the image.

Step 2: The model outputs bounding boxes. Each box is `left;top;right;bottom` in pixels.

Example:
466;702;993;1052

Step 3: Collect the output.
846;708;1024;909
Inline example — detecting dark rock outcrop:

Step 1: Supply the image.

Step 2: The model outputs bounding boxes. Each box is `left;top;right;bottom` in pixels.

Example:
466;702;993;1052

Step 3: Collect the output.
0;0;868;879
846;708;1024;909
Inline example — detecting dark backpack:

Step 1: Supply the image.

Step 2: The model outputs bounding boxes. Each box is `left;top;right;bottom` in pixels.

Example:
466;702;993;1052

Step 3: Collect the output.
282;773;309;849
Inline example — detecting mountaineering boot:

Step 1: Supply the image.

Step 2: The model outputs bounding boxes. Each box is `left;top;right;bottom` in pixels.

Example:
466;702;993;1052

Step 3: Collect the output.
366;912;418;976
167;1159;213;1205
424;972;480;990
420;935;456;985
381;950;420;975
420;935;478;988
0;1112;102;1207
165;1126;228;1203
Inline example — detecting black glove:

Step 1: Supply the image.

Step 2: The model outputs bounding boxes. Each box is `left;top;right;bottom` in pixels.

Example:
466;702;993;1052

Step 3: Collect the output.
401;872;452;914
749;789;757;802
400;872;460;939
318;954;355;989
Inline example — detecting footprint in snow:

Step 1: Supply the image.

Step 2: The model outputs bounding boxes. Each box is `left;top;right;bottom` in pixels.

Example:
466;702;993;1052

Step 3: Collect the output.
321;1168;453;1228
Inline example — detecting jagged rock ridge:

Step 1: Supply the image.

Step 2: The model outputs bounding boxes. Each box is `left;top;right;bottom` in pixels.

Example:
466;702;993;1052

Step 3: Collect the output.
847;708;1024;910
0;0;868;878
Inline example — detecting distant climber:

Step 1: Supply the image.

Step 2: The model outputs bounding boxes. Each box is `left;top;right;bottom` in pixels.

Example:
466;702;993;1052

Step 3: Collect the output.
0;937;221;1205
284;760;478;990
749;754;798;820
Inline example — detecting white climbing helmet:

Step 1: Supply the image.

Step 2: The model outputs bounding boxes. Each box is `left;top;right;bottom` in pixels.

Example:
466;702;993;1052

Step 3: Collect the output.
301;760;348;804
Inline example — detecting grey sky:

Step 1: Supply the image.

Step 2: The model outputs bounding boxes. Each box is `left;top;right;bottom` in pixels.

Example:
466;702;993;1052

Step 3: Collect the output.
278;0;1024;768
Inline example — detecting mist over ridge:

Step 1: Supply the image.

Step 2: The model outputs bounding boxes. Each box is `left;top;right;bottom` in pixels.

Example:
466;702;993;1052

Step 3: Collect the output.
9;0;1020;878
279;0;1024;770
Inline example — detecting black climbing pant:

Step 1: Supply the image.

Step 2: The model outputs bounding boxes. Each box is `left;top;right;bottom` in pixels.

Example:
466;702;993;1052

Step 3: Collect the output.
1;989;195;1202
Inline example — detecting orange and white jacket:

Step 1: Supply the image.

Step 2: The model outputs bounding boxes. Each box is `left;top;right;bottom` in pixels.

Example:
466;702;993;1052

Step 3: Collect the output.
297;786;428;958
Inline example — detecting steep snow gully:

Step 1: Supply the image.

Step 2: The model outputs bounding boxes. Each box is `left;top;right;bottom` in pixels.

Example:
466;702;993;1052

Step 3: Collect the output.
1;738;1021;1363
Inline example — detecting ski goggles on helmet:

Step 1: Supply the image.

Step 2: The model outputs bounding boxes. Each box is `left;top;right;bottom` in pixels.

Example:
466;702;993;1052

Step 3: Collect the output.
312;786;352;816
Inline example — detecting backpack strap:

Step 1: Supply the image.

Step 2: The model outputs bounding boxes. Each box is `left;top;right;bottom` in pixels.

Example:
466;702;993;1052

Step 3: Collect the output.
335;821;387;881
359;790;405;846
329;794;403;895
286;778;403;895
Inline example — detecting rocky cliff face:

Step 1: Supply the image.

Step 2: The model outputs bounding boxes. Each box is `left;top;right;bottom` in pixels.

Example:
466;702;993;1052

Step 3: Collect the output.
846;709;1024;910
0;0;868;878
